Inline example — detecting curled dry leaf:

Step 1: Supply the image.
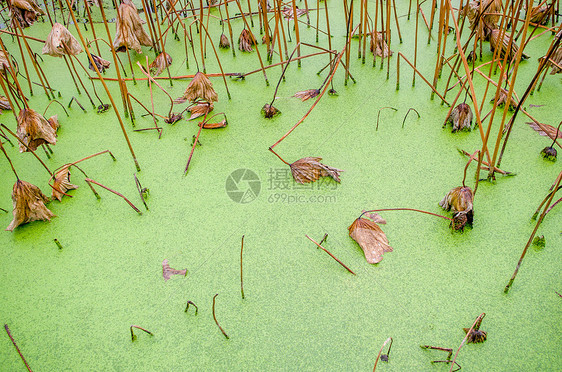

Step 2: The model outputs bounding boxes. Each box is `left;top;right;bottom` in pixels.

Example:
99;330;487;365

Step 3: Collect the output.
17;108;57;152
162;259;187;281
149;52;172;76
293;89;320;102
262;104;280;118
439;186;474;230
281;5;307;20
490;88;518;110
526;122;562;138
6;180;55;231
547;45;561;75
239;29;256;52
445;103;473;132
289;157;343;184
188;103;213;120
219;33;230;49
0;96;10;110
348;217;393;264
9;0;44;28
490;29;529;60
89;54;111;73
199;119;227;129
461;0;501;40
42;23;82;57
540;146;557;161
51;165;78;201
528;4;549;25
370;31;393;58
113;0;152;53
178;72;218;104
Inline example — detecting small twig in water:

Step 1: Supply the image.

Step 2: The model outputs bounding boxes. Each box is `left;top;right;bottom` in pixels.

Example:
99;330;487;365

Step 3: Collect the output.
130;325;154;341
212;294;229;339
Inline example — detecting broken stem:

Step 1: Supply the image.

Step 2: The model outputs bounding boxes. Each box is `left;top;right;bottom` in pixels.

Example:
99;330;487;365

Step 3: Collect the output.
305;234;356;275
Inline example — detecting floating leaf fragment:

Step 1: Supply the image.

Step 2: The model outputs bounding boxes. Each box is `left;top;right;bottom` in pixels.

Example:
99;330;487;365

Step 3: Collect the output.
348;217;393;264
289;157;342;184
6;180;55;231
162;259;187;281
526;122;562;138
293;89;320;102
188;102;214;120
199;119;227;129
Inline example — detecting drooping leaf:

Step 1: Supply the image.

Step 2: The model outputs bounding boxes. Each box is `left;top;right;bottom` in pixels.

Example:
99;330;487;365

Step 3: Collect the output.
149;52;172;76
16;108;57;152
177;72;218;104
199;119;227;129
42;23;82;57
51;165;78;201
219;33;230;49
162;259;187;281
238;29;256;52
6;180;55;231
446;103;473;132
113;0;152;53
463;328;487;343
370;31;393;57
439;186;474;230
89;54;111;73
262;104;281;118
9;0;44;28
289;157;343;184
348;217;393;264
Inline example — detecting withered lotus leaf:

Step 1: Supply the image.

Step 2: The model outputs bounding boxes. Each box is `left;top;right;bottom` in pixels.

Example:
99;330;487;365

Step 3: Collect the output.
51;165;78;201
463;327;487;343
281;5;307;20
17;108;57;152
42;23;82;57
9;0;44;28
0;96;10;110
6;180;55;231
293;89;320;102
446;103;473;132
179;72;218;104
239;29;256;52
289;157;343;184
370;31;393;58
262;104;280;118
89;54;111;73
188;102;214;120
47;115;59;131
439;186;474;230
490;88;518;110
526;122;562;138
490;29;529;60
461;0;501;40
149;52;172;76
547;45;561;75
348;217;393;264
528;4;549;24
219;33;230;49
162;259;187;281
199;119;227;129
113;0;152;53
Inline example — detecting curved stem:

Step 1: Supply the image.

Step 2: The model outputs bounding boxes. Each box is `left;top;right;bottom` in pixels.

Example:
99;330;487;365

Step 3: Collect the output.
0;142;19;180
360;208;453;221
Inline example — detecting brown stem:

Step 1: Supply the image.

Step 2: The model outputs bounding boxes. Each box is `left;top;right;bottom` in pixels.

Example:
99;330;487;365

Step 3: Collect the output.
0;124;52;176
449;313;486;372
306;234;356;275
85;178;143;215
0;141;19;180
360;208;453;221
268;147;290;165
4;324;32;372
184;300;198;314
212;294;229;339
240;234;245;299
130;325;153;341
373;337;393;371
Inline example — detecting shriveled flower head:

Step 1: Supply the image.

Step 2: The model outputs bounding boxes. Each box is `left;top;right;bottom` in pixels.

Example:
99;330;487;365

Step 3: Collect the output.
462;0;501;40
178;72;218;103
370;31;393;58
88;54;111;73
262;103;280;118
540;146;557;161
490;29;529;60
439;186;474;230
17;108;57;152
219;33;230;49
9;0;44;28
239;29;256;52
348;216;393;264
113;0;153;53
289;157;342;184
51;165;79;201
293;89;320;102
445;103;473;132
42;23;83;57
6;180;55;231
149;52;172;76
463;327;487;343
0;96;10;110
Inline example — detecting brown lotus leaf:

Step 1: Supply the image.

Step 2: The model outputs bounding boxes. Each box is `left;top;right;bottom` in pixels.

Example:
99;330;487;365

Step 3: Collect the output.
529;4;549;24
47;115;59;131
178;72;218;104
281;5;307;20
490;28;529;60
17;108;57;152
42;23;82;57
293;89;320;102
9;0;44;28
289;157;343;184
446;103;473;132
149;52;172;76
439;186;474;230
547;46;562;75
219;33;230;49
461;0;501;40
239;29;257;52
199;119;227;129
0;96;10;110
88;54;111;73
526;121;562;138
51;165;78;201
162;259;187;281
188;102;214;120
463;328;487;343
262;104;280;118
348;217;393;264
490;88;517;110
113;0;152;53
370;31;393;58
6;180;55;231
